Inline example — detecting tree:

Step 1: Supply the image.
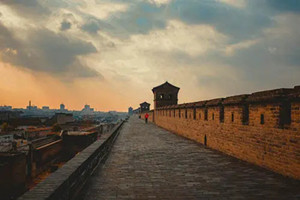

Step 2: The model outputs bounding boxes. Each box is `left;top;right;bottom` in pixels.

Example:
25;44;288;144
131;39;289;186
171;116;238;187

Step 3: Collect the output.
1;122;9;133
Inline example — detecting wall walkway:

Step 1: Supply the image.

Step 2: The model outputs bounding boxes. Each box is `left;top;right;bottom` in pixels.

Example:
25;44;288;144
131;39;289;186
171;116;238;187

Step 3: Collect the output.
80;116;300;199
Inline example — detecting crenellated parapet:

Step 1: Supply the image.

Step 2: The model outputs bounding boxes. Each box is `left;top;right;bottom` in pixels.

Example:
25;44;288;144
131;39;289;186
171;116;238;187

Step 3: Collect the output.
154;86;300;130
143;85;300;179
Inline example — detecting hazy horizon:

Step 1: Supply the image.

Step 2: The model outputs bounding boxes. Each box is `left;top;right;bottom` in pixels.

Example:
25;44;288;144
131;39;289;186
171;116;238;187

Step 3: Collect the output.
0;0;299;112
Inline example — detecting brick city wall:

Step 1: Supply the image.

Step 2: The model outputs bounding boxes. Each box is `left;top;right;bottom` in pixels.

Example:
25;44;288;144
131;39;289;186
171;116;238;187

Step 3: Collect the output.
140;110;154;123
143;86;300;179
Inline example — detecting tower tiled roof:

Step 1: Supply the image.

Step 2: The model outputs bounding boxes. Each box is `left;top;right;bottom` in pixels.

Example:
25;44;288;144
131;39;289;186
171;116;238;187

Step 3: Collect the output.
152;81;180;92
140;102;150;106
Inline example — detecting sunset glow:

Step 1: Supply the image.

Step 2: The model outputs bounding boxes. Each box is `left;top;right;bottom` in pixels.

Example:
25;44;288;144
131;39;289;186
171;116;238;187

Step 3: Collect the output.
0;0;299;111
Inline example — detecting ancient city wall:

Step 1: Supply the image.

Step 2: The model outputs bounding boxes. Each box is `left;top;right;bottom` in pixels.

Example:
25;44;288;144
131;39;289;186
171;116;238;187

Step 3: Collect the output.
145;86;300;179
140;110;154;123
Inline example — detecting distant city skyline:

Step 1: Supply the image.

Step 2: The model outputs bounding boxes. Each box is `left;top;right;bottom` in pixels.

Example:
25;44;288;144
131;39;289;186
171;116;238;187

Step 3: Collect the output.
0;0;299;111
0;101;100;112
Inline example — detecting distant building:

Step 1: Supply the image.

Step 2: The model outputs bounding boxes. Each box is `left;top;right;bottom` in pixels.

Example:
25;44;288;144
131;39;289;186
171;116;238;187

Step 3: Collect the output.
128;107;133;115
60;104;65;111
56;113;74;125
26;101;37;110
82;104;94;115
0;134;14;143
0;106;12;111
152;81;180;109
83;105;94;111
133;107;141;114
140;102;150;113
42;106;50;110
27;100;32;110
46;113;75;126
25;127;52;139
0;111;22;121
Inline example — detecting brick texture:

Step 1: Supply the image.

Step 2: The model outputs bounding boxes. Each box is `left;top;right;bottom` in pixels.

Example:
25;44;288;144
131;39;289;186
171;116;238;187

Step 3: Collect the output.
142;86;300;179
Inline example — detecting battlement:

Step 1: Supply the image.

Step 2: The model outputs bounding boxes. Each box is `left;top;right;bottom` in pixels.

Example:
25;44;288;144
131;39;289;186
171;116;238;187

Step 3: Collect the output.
141;85;300;179
223;94;248;105
157;85;300;109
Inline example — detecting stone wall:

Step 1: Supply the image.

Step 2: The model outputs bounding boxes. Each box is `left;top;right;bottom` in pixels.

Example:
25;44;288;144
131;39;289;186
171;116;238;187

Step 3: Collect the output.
140;110;154;123
31;139;63;177
143;86;300;179
19;120;126;200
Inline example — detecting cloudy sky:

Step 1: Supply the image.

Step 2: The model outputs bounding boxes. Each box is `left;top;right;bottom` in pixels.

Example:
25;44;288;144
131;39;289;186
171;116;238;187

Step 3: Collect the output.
0;0;299;111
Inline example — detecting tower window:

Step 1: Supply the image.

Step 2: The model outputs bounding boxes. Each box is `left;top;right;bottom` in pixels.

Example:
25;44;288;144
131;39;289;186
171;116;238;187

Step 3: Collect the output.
168;94;172;99
159;94;164;99
185;109;188;119
212;113;215;120
193;107;196;120
231;113;234;122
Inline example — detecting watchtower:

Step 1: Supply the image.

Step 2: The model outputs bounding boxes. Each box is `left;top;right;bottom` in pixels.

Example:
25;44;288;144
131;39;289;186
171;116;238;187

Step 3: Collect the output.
152;81;180;109
128;107;133;115
140;102;150;113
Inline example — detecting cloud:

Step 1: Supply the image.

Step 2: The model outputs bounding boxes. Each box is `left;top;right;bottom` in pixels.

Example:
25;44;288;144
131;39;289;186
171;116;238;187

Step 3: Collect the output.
60;20;72;31
225;39;259;56
264;0;300;13
1;0;300;110
208;13;300;92
227;13;300;67
0;22;101;79
99;0;270;41
130;20;227;57
168;0;271;41
218;0;246;8
78;1;128;20
0;0;50;17
0;22;18;49
91;1;166;38
81;18;101;34
262;14;300;66
148;0;172;6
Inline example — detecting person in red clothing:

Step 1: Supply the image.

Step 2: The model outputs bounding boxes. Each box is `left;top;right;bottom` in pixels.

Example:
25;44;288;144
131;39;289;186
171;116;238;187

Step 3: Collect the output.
145;113;149;124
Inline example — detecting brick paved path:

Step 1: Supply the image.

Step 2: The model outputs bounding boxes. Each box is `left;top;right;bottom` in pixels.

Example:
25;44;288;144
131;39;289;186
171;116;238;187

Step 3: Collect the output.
81;116;300;200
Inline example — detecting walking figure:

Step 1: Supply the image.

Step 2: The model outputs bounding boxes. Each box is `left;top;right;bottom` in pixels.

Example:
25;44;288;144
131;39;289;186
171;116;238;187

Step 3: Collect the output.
145;113;149;124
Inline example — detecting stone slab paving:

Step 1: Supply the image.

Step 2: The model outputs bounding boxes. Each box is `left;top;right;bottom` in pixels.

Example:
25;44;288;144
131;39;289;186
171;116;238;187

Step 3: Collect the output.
81;116;300;200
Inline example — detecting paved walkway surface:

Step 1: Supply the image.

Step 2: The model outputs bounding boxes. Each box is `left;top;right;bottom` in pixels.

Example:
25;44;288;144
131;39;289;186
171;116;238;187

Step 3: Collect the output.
81;116;300;200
